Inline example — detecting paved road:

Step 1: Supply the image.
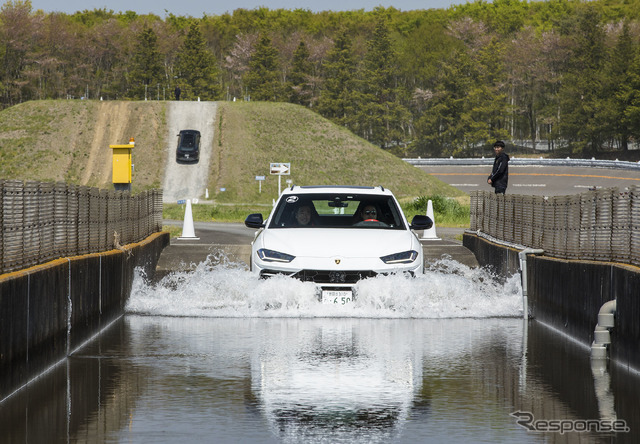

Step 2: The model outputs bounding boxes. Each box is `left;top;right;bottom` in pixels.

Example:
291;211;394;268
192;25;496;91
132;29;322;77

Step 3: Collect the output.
162;101;217;203
418;164;640;196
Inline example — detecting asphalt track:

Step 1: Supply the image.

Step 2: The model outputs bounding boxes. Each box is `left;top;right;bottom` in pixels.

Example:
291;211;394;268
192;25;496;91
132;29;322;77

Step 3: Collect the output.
417;164;640;196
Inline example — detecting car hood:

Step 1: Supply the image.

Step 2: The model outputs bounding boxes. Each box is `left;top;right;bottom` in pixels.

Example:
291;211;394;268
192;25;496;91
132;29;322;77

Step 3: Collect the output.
257;228;417;259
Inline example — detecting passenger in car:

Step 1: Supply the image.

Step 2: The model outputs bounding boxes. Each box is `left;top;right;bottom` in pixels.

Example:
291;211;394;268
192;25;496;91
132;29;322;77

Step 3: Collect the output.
293;205;315;227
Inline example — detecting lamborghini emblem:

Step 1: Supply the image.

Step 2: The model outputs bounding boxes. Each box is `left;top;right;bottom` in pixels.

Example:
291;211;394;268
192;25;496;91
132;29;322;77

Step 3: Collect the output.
335;259;341;264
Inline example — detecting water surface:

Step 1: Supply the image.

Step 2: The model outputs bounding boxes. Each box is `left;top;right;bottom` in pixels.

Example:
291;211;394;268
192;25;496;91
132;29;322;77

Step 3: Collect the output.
1;256;637;443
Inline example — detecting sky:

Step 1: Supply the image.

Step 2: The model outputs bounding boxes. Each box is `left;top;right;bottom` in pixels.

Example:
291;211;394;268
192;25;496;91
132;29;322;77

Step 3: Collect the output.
29;0;468;17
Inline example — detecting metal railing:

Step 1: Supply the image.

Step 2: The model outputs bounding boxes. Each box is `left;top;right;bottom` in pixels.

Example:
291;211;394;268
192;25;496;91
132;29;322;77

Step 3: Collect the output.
470;187;640;267
404;157;640;171
1;180;163;275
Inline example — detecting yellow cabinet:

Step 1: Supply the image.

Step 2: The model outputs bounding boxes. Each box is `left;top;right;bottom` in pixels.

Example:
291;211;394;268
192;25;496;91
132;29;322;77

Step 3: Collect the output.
110;138;135;184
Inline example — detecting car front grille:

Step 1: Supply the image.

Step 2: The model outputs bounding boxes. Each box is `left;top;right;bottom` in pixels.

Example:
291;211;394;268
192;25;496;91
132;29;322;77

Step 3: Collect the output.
259;269;413;284
291;269;377;284
259;269;376;283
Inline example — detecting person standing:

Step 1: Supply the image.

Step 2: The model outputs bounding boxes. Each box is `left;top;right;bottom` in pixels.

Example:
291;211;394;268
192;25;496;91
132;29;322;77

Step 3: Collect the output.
174;86;181;100
487;140;509;194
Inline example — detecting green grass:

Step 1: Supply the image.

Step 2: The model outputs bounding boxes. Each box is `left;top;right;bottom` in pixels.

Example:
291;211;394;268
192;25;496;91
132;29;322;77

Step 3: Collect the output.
163;202;273;223
0;101;62;179
161;224;183;238
163;196;471;228
401;195;470;228
212;102;466;204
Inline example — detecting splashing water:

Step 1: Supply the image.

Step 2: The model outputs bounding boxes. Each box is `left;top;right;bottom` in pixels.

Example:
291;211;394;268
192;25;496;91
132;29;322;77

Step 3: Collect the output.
127;253;523;318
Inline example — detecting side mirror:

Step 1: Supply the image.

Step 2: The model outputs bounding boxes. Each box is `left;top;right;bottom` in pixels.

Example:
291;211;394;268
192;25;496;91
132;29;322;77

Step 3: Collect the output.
245;213;265;229
410;214;433;231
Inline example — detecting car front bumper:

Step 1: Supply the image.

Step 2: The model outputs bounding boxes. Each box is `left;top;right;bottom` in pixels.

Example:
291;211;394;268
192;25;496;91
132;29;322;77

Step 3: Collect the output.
253;261;423;292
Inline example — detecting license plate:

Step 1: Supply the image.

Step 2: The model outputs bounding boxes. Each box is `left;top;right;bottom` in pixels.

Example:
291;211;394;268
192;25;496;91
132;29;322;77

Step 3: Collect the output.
322;290;353;305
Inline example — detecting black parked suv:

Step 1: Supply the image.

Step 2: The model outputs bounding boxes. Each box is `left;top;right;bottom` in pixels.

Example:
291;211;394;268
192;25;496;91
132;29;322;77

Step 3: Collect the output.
176;129;201;163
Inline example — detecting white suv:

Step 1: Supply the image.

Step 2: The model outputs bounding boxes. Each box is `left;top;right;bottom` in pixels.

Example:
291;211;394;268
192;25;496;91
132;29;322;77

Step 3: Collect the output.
244;186;432;303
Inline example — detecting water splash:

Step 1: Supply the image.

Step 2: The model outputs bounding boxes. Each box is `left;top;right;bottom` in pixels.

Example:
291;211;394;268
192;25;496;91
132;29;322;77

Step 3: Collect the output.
127;253;522;318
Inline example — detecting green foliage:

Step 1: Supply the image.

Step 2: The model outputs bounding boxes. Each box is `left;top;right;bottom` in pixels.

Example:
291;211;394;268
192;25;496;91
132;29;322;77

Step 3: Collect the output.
357;16;410;150
128;27;164;99
317;30;358;127
287;41;313;106
175;22;221;100
411;48;478;157
7;2;640;157
244;35;282;101
602;21;635;150
556;6;608;154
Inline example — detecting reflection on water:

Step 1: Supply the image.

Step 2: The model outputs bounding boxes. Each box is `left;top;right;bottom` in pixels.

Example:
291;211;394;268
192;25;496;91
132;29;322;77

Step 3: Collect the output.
0;258;638;443
2;317;638;443
251;319;425;443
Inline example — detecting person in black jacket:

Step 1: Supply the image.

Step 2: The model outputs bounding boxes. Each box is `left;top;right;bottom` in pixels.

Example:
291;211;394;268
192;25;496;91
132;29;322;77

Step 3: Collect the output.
487;140;509;194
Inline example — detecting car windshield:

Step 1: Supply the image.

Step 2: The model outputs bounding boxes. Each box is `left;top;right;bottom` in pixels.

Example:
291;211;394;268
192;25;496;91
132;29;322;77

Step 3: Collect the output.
268;193;406;229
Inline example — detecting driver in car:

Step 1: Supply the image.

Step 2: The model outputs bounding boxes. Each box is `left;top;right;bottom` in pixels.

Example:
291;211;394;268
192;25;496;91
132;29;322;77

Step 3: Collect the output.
360;204;378;222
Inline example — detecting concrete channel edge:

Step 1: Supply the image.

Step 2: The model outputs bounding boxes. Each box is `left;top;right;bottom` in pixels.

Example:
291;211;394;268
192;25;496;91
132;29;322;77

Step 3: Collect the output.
0;231;170;402
463;232;640;373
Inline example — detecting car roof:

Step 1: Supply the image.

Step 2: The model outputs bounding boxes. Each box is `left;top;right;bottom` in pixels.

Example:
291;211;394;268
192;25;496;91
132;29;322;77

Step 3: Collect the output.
280;185;394;196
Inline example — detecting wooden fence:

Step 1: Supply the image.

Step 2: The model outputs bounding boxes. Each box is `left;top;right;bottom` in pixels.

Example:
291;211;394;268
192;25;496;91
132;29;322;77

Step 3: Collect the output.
469;187;640;266
0;180;163;275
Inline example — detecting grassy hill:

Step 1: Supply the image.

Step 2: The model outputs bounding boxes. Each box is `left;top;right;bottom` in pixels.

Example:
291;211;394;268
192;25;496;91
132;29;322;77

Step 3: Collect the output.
0;100;465;205
0;100;166;190
212;101;464;203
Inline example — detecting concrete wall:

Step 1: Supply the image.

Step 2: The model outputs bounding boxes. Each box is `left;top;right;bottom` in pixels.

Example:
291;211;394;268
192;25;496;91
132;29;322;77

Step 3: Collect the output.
463;232;640;371
462;233;521;279
0;232;169;401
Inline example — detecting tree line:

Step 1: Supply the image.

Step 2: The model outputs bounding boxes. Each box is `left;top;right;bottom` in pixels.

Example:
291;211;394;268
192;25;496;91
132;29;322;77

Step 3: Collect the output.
4;0;640;158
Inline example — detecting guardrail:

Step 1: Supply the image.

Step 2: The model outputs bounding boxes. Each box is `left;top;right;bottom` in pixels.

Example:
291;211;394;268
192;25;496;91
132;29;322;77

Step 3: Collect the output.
469;188;640;267
404;157;640;171
1;180;163;275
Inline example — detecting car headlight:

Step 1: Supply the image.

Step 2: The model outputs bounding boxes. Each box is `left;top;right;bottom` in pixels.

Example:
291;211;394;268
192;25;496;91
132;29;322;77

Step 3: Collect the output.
380;250;419;264
257;248;295;263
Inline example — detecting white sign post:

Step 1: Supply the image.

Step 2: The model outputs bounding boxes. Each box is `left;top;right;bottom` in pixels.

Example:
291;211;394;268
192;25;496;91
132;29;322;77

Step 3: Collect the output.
270;162;291;195
255;175;265;193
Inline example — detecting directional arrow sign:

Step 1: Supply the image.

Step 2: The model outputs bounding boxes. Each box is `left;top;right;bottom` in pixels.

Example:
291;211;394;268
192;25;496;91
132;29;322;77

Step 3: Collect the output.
270;162;291;175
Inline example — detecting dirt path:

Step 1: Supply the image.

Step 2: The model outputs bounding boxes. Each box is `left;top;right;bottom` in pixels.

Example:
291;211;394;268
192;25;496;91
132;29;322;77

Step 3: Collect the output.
162;101;218;203
82;102;130;185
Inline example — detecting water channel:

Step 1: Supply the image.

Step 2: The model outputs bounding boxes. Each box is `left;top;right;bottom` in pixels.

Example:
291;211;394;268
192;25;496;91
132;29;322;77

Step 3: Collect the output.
1;256;638;443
